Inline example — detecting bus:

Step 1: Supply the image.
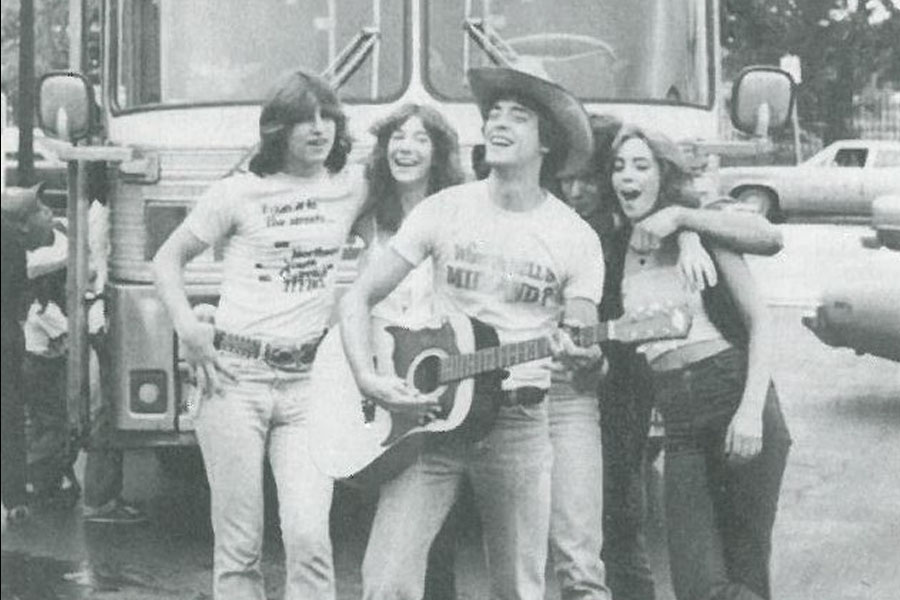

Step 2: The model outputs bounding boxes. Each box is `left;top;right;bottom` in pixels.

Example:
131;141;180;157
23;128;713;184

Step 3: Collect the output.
39;0;792;452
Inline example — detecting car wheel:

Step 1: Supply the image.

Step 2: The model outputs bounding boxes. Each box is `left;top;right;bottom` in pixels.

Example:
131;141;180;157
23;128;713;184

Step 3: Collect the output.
736;188;779;221
877;229;900;251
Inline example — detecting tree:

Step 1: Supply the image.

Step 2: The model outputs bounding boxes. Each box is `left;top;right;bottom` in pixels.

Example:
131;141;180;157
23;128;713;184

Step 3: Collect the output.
1;0;70;118
722;0;900;143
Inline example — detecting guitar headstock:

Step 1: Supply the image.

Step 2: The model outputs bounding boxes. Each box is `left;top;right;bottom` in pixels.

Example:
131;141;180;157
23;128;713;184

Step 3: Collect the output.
613;303;693;344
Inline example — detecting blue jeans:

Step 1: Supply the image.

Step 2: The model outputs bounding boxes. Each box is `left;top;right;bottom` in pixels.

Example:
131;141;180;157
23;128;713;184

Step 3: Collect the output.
84;332;125;509
548;386;612;599
362;402;553;600
653;347;791;600
195;357;335;600
599;348;657;600
1;335;28;510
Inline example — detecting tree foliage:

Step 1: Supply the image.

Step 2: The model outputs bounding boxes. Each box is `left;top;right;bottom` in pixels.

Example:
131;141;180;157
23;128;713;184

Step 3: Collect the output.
722;0;900;142
1;0;70;116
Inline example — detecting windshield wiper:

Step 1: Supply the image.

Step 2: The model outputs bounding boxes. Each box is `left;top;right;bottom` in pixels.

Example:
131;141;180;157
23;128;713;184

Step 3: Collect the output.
322;26;380;89
463;18;520;69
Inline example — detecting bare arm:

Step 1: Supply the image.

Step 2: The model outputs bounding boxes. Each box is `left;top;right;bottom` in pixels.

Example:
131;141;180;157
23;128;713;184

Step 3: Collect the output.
710;246;772;461
678;206;782;256
632;204;783;257
152;225;234;394
152;226;208;334
338;248;440;415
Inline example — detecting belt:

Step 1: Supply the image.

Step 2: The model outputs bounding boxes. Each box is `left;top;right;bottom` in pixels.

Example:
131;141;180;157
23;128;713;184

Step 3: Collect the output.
649;338;732;373
499;386;547;407
213;330;324;372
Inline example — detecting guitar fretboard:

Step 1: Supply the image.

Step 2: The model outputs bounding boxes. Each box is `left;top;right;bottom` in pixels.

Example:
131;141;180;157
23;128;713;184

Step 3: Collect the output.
438;323;611;383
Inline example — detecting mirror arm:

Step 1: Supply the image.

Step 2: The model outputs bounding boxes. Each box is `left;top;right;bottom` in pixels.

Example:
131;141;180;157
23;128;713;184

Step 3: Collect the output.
55;107;70;142
690;139;774;158
754;103;771;138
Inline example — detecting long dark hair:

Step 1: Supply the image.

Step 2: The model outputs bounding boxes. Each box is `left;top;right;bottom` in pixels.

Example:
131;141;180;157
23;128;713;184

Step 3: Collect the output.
249;70;352;176
352;104;464;237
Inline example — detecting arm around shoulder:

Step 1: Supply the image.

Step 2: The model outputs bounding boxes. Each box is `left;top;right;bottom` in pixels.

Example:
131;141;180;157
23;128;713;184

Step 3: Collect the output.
679;203;783;256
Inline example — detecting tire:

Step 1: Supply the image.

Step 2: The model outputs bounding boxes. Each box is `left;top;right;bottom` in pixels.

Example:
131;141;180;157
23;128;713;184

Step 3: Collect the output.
877;229;900;251
736;188;779;221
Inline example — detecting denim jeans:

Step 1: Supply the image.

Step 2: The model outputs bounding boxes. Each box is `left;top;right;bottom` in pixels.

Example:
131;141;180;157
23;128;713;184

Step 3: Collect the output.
195;356;334;600
653;347;791;600
547;386;612;599
84;333;126;509
23;354;73;497
1;337;28;510
598;349;657;600
362;401;553;600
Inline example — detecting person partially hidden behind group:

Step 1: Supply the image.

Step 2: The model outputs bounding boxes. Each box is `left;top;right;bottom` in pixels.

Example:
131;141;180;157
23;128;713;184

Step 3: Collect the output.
1;184;56;526
340;63;606;600
153;70;365;599
606;124;791;600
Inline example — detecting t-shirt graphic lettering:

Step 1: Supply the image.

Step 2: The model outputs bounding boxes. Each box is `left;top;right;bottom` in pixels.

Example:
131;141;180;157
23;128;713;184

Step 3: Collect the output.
184;170;362;343
446;241;560;307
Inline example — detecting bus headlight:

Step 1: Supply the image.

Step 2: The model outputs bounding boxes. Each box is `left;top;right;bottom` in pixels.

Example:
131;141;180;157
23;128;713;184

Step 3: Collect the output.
129;370;168;414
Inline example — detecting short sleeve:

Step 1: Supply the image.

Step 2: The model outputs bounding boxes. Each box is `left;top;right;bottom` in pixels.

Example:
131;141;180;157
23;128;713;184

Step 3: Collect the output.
183;178;238;246
563;223;605;304
389;194;443;267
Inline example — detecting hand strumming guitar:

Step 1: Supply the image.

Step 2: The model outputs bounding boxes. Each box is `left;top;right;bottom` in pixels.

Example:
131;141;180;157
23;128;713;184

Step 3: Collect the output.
357;371;443;420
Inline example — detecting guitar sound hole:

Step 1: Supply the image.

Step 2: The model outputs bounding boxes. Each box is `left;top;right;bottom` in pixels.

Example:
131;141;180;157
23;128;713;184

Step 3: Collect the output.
412;355;441;394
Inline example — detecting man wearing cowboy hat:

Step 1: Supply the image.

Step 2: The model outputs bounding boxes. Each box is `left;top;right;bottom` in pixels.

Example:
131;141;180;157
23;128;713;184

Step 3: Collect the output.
2;184;57;525
338;63;605;599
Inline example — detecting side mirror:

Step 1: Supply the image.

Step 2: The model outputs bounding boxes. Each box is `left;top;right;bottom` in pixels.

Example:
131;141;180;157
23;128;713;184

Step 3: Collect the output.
731;66;795;136
37;72;96;142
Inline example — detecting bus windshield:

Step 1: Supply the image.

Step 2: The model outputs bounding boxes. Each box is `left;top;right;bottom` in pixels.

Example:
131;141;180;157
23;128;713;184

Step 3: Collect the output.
113;0;406;110
426;0;713;107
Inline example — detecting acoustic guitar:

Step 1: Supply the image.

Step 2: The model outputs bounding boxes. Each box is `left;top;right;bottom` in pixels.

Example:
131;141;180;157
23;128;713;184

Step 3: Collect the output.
308;305;691;487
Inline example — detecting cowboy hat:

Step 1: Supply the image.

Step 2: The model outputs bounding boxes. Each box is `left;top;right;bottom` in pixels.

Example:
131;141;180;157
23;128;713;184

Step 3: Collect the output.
468;60;593;178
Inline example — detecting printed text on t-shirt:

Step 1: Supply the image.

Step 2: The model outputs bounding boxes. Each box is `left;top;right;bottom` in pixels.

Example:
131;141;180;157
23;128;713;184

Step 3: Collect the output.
445;242;561;306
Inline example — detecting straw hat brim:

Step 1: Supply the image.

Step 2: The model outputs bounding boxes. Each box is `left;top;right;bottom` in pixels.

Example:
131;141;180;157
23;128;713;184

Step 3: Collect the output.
468;67;593;178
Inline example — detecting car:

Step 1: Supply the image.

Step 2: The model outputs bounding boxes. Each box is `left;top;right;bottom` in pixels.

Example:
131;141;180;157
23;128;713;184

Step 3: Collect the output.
718;140;900;221
802;195;900;363
3;127;70;212
870;194;900;250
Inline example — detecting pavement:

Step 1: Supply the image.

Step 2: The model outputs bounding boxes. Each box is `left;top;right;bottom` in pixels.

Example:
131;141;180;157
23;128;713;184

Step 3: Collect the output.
2;224;899;600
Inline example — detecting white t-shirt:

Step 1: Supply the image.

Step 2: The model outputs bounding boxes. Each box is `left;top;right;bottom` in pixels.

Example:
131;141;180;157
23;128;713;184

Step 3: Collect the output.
184;168;363;343
368;230;438;327
390;180;604;390
24;300;68;357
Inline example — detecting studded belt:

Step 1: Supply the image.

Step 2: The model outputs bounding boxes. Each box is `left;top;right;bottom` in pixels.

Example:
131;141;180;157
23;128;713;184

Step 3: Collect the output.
212;330;325;372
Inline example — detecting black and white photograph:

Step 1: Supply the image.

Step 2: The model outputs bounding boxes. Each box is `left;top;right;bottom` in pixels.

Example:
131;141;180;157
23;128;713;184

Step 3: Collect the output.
2;1;899;599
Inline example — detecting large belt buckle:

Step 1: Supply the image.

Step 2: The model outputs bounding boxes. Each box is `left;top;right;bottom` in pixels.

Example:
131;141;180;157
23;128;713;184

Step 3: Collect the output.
263;343;308;373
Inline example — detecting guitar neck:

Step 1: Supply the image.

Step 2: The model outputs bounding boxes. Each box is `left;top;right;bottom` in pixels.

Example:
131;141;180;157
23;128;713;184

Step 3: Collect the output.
438;322;610;384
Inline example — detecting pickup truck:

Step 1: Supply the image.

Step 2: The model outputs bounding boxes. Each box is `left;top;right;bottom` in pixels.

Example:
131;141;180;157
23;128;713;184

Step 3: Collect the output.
718;140;900;221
